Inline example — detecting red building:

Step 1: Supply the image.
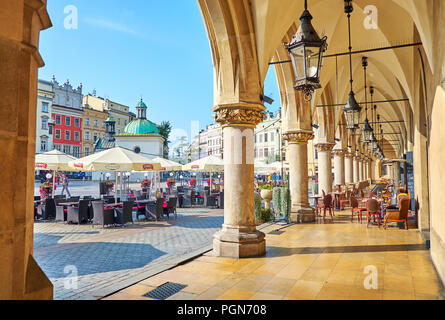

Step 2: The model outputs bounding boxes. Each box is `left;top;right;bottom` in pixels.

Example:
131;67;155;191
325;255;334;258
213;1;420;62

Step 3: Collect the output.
52;104;83;158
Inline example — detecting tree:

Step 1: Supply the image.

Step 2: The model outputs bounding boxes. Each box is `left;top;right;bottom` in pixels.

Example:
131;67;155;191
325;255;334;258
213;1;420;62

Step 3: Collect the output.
157;121;172;158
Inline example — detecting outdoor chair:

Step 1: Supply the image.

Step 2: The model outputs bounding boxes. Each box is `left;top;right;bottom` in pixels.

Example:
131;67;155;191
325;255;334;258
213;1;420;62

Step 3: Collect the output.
204;192;218;208
180;191;192;208
40;198;56;220
67;200;89;225
83;196;93;200
164;197;177;219
316;193;334;220
114;201;134;226
350;195;366;223
68;196;80;202
384;197;410;230
366;199;381;228
340;189;351;210
218;191;224;209
55;204;66;222
92;200;115;228
145;198;165;221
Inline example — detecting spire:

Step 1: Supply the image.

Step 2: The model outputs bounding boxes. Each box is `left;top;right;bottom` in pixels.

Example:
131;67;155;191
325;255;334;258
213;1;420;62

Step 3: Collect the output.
136;98;147;119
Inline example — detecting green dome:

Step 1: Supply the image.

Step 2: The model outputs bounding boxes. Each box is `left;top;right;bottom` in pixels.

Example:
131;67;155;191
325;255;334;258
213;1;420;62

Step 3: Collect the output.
137;99;147;108
122;119;159;135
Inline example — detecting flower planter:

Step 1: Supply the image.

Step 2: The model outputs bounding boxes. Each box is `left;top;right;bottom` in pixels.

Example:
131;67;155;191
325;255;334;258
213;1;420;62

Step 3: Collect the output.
260;189;273;209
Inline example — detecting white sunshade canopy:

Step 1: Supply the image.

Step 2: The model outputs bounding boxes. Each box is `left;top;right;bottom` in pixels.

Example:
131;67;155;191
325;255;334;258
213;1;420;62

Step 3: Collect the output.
35;149;78;171
182;155;224;172
151;157;182;171
68;147;161;172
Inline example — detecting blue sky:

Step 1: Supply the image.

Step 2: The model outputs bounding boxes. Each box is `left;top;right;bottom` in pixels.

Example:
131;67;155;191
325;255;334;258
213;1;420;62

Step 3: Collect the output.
39;0;281;143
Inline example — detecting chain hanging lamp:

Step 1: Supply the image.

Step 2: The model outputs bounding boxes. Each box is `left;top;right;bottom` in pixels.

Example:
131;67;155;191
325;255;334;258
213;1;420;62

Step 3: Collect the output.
343;0;362;130
369;87;378;150
361;57;373;143
286;0;328;101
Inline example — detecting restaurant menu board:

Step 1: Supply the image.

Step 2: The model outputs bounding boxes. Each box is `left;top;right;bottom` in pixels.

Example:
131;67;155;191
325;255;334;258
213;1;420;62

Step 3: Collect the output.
406;152;415;211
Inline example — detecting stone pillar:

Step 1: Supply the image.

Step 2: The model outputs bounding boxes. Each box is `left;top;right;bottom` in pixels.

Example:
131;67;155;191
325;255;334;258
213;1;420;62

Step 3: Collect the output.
353;154;360;183
345;152;354;185
283;130;315;223
393;161;401;187
358;157;364;182
212;103;266;258
0;1;53;299
333;149;346;187
316;143;336;194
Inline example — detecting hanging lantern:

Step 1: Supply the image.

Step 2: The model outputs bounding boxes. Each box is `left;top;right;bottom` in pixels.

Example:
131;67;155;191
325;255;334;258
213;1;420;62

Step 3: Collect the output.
343;91;362;130
286;0;328;101
362;118;373;143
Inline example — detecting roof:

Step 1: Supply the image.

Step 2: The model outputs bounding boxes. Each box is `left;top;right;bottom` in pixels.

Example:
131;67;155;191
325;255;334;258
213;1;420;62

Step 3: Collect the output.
120;119;160;136
94;137;115;152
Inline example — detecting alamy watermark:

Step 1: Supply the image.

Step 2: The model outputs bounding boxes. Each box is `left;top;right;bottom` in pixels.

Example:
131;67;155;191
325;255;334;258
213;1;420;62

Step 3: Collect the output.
64;265;79;290
363;265;378;290
64;5;78;30
363;5;378;30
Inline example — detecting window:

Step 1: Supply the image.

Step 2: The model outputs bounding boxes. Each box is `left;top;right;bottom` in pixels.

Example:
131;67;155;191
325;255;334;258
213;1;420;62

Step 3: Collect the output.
118;118;121;125
85;147;90;157
41;119;48;130
117;129;121;134
255;135;257;143
54;144;61;151
264;148;269;157
93;132;98;142
55;115;61;125
259;134;263;143
63;145;71;155
259;149;263;158
85;118;90;126
40;139;47;151
55;129;61;140
124;120;127;126
85;131;90;141
74;118;80;127
315;150;318;160
74;131;80;141
94;120;98;127
254;148;257;158
65;130;70;141
65;117;71;126
264;133;268;142
73;146;80;158
102;121;105;128
42;102;49;113
270;132;274;142
271;147;275;157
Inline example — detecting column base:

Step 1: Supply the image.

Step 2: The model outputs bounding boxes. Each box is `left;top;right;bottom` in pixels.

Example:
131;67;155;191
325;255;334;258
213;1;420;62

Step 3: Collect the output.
290;206;315;223
213;225;266;258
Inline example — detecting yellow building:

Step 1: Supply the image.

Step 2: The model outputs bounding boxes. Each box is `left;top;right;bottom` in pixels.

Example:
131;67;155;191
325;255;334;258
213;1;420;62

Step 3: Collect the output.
81;105;109;157
82;95;135;136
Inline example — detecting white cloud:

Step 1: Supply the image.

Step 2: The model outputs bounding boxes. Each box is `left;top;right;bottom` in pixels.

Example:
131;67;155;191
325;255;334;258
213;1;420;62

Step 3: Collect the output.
84;17;145;37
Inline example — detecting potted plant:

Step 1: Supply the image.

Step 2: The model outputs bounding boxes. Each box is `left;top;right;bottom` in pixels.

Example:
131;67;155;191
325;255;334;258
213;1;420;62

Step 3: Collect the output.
189;177;197;188
206;178;215;186
167;177;175;188
259;184;273;209
141;179;151;190
39;180;53;199
254;191;262;222
272;187;282;219
105;181;114;195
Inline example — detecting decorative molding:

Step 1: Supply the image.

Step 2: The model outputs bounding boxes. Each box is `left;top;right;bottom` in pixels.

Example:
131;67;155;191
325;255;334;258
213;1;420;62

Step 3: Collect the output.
315;143;336;152
332;149;347;156
213;102;266;127
282;130;314;143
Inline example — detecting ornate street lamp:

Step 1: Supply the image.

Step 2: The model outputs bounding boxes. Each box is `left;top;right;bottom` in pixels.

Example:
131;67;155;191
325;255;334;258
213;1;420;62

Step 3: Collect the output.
361;57;373;143
343;0;361;130
369;89;377;150
286;0;328;101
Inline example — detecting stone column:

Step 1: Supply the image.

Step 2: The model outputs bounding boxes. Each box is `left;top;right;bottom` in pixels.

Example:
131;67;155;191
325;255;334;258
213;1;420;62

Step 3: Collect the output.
393;161;401;187
212;103;266;258
345;152;354;185
353;154;360;183
358;156;364;182
0;1;53;299
316;143;336;194
283;130;315;223
333;149;346;187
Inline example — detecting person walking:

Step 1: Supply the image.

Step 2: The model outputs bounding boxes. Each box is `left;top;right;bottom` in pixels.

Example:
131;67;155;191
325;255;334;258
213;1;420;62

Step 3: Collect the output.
61;174;71;197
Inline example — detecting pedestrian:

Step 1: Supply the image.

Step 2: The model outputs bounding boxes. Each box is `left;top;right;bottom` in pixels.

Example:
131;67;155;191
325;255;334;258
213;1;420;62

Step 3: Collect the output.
61;173;71;197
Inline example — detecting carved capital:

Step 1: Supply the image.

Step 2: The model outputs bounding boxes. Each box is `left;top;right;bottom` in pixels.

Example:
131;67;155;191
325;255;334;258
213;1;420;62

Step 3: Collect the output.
332;149;347;156
315;143;336;152
213;102;266;127
282;130;314;143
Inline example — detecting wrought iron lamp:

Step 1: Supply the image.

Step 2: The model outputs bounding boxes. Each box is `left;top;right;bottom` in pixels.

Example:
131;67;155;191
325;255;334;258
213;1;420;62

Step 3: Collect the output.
286;0;328;101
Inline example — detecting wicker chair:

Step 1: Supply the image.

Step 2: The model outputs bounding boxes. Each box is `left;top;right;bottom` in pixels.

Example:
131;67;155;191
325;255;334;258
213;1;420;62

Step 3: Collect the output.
114;201;134;225
145;198;165;221
384;197;410;230
204;192;218;208
92;200;115;228
67;200;89;225
366;199;381;228
164;197;177;219
350;195;366;223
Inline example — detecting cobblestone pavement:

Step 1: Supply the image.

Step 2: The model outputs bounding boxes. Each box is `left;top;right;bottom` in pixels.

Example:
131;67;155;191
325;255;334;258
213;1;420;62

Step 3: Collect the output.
33;208;224;300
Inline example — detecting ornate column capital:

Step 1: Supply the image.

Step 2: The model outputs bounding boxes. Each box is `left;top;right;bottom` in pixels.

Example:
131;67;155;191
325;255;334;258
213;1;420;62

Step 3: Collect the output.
332;149;347;156
282;130;314;144
315;143;336;152
213;102;266;128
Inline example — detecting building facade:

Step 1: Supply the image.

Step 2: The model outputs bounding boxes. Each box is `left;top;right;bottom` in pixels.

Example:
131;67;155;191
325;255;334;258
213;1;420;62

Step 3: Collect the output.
254;110;282;163
82;105;109;157
36;79;55;153
51;77;83;157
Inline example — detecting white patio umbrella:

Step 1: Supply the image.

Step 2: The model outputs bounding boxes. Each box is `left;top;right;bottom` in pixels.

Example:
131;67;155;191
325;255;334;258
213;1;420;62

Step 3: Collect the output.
150;157;182;193
182;155;224;190
35;150;79;197
69;147;161;203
